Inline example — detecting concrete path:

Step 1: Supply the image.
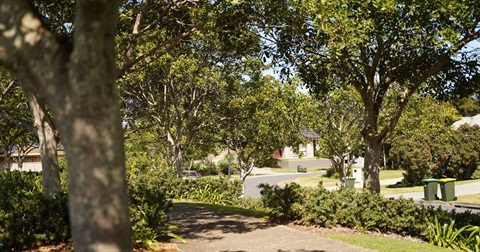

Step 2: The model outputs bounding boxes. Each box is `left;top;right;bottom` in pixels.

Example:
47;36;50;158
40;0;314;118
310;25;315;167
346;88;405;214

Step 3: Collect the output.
170;203;374;252
168;174;479;251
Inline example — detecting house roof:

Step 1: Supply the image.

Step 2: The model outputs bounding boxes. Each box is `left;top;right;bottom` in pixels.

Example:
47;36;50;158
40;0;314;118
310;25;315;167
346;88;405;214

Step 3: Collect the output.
300;129;320;140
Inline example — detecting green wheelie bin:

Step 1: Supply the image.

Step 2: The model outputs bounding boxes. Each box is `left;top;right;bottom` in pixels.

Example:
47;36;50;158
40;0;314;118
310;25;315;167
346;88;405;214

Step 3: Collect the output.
346;177;356;189
438;178;456;201
421;178;439;201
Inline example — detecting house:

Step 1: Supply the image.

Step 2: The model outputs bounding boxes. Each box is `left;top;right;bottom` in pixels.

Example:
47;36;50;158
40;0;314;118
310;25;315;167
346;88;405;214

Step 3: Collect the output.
276;129;332;169
278;129;320;159
0;145;65;172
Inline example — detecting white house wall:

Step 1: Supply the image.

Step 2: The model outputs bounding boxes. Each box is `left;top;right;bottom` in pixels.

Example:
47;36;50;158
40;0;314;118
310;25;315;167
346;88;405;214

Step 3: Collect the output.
282;143;316;159
11;162;42;172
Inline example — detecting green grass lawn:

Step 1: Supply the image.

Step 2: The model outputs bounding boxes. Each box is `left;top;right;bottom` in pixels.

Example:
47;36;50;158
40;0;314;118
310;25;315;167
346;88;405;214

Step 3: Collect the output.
284;170;406;188
380;179;479;195
284;174;340;187
378;169;404;179
456;193;480;204
323;233;450;252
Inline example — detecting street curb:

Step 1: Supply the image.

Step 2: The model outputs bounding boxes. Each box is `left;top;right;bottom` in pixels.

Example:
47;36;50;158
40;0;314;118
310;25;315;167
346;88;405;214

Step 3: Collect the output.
452;203;480;210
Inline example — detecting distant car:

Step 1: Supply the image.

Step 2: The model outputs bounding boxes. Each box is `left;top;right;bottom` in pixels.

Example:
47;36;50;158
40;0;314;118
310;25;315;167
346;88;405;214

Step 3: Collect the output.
181;170;200;180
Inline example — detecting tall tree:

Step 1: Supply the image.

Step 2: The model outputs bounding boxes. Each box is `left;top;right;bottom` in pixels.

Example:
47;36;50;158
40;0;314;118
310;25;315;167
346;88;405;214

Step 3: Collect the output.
0;69;33;171
23;88;61;197
0;69;61;197
0;1;132;251
118;0;260;175
221;59;307;191
312;86;364;184
259;0;480;192
121;53;227;175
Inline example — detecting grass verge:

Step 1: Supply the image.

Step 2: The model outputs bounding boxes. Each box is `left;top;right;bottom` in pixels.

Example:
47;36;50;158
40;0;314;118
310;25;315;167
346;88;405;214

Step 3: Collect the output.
284;170;407;188
381;179;479;195
456;193;480;204
322;233;450;252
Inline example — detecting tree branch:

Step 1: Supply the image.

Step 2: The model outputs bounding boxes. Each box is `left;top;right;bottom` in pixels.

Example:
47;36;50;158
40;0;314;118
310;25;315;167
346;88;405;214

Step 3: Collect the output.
0;0;69;102
0;108;35;131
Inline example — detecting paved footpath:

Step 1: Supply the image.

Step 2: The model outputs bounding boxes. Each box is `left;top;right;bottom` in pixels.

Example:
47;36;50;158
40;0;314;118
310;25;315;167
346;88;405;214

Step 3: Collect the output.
169;203;374;252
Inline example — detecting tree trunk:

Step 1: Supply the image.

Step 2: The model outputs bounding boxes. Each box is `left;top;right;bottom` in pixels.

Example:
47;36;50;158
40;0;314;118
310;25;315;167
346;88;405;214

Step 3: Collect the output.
3;150;11;171
0;1;132;250
363;137;382;193
175;147;184;175
17;155;23;169
24;89;61;198
239;159;255;196
60;2;132;250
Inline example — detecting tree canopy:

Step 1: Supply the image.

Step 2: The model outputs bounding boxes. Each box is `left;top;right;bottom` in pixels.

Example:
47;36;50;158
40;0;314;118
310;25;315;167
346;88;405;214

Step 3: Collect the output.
258;0;480;192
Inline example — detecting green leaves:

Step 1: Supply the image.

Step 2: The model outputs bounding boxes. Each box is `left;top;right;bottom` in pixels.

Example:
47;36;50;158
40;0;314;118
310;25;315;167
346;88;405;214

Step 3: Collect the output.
220;67;308;176
429;216;480;251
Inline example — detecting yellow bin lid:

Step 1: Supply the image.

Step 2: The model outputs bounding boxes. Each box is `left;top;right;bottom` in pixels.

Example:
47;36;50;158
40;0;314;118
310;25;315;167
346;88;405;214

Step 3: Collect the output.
438;178;456;183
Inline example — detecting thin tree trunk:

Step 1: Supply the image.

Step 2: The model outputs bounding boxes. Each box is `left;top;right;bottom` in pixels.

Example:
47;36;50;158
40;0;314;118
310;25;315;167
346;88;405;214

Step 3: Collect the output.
175;148;184;175
337;159;345;182
24;89;61;198
3;150;11;171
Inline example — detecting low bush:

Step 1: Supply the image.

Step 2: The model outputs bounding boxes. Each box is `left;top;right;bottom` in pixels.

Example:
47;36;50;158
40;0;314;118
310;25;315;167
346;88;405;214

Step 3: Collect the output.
259;182;480;241
429;217;480;251
140;168;242;204
188;176;242;205
127;169;173;245
0;171;70;251
0;168;243;250
325;167;340;179
259;182;304;222
192;161;220;176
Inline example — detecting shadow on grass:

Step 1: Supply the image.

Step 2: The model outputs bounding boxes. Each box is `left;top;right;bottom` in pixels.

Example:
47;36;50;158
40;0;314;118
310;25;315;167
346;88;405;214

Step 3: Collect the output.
169;202;274;241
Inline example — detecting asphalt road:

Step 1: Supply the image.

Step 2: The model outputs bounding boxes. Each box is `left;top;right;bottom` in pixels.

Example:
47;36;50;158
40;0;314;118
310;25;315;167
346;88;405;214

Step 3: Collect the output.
244;172;325;198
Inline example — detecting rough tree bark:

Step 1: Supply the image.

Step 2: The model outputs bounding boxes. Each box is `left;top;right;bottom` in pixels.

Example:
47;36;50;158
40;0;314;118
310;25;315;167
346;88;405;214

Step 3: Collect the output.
0;1;132;251
363;136;382;193
24;89;61;198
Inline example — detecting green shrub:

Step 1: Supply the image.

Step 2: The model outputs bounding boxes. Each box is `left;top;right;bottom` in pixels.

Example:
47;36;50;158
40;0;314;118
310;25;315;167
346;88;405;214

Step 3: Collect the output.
192;161;220;176
217;160;238;175
258;182;304;222
390;134;433;185
325;167;340;179
391;125;480;185
0;167;244;250
140;168;242;203
0;171;70;251
472;168;480;179
188;176;242;205
258;182;480;241
127;169;173;245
